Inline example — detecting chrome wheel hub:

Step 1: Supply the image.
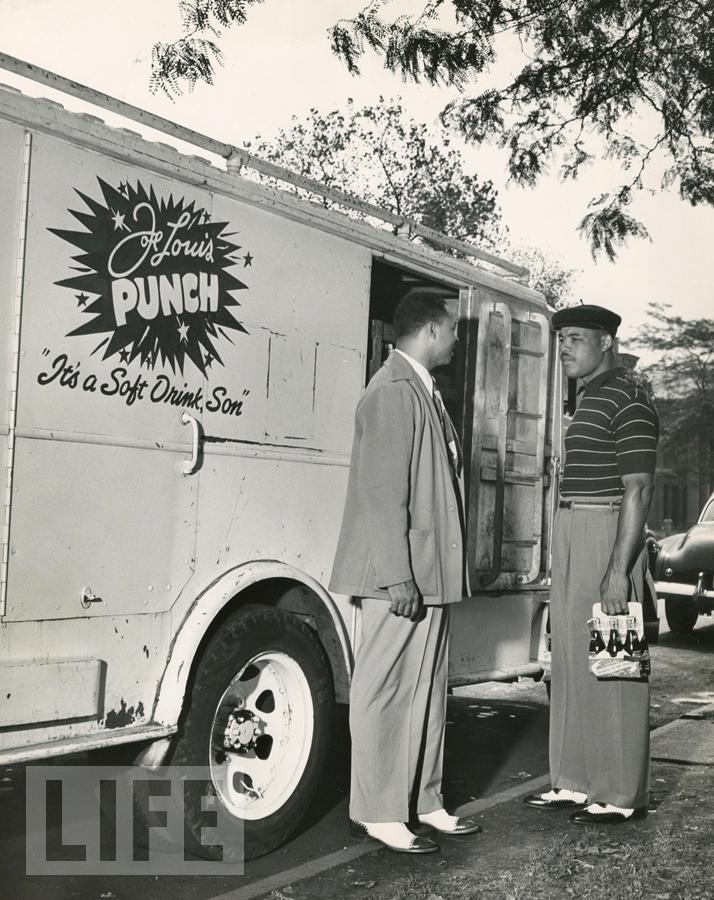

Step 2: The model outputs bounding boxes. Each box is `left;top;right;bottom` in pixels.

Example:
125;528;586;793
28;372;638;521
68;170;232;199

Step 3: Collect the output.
209;651;314;820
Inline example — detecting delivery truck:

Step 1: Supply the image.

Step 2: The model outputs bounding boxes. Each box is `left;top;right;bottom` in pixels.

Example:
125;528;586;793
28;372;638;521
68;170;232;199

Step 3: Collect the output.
0;56;561;859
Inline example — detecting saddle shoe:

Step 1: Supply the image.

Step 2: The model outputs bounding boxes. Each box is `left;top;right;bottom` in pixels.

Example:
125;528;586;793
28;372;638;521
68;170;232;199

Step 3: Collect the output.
570;803;648;825
523;788;588;809
349;819;440;854
417;808;483;835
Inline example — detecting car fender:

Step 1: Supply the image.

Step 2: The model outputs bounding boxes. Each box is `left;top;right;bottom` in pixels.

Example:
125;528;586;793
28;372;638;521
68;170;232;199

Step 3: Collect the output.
654;523;714;580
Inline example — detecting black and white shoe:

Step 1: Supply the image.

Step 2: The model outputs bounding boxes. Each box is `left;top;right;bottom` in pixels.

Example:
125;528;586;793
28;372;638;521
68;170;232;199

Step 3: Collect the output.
570;803;647;825
349;819;440;853
523;788;588;809
417;809;482;835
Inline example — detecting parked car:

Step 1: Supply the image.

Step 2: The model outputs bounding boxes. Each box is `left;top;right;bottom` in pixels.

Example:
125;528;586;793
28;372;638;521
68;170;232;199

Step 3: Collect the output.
651;492;714;634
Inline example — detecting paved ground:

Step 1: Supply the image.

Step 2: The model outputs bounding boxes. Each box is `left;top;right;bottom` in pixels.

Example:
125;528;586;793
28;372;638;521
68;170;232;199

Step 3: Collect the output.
1;610;712;899
0;688;552;900
236;702;714;900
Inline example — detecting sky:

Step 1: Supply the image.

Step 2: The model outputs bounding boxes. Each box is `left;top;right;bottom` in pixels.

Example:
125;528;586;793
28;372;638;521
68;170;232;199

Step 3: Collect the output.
1;0;712;353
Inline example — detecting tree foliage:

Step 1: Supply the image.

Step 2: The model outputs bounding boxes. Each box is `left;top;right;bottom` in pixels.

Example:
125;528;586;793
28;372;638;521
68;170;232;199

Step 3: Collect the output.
508;246;576;309
242;97;508;250
628;302;714;485
241;98;574;302
152;1;714;259
150;0;265;96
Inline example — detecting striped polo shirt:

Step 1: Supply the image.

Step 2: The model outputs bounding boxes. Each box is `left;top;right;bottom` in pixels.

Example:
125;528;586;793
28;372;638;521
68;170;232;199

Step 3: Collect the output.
560;366;659;497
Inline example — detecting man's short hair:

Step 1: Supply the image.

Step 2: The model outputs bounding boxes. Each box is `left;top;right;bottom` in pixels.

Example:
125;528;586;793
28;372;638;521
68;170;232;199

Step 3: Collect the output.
393;286;453;338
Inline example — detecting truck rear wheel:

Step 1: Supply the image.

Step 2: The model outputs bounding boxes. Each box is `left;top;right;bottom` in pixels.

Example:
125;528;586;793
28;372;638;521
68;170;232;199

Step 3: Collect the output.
664;597;699;634
169;605;334;860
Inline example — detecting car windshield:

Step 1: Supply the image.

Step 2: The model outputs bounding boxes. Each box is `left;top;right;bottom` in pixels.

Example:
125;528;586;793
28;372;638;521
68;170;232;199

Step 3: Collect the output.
700;497;714;523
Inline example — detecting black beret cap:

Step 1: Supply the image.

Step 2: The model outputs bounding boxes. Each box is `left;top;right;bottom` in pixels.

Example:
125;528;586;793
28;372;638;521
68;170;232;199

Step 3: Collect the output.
551;304;621;336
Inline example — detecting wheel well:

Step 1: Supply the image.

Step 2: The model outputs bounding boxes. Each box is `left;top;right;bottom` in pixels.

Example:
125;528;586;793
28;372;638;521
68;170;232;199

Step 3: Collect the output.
189;578;350;705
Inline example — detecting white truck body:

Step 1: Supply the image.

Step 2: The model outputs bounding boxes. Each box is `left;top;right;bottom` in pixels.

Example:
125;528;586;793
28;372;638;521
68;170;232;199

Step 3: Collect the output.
0;62;561;856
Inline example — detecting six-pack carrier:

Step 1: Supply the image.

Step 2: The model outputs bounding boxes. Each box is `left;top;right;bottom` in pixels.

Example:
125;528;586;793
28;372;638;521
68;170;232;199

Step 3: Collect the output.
0;55;563;859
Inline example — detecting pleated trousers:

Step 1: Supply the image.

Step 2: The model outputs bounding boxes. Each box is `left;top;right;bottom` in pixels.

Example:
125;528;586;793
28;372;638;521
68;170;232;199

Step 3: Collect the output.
549;503;650;809
349;598;449;823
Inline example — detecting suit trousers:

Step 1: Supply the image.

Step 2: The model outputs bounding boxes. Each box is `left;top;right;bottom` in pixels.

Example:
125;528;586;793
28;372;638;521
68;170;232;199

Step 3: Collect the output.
549;504;650;809
349;598;450;822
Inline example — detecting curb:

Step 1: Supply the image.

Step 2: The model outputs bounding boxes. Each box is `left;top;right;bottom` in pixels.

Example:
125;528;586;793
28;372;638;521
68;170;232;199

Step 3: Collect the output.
650;702;714;765
206;704;714;900
206;774;552;900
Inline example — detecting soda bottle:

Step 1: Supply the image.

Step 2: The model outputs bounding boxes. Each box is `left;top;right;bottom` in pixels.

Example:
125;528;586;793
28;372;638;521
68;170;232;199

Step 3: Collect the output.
588;618;606;655
639;629;649;656
623;616;641;656
606;618;623;657
639;629;651;676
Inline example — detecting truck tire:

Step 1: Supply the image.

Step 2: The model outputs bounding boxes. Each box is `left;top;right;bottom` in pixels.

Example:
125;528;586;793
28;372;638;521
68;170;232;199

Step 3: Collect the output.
166;605;334;861
664;597;699;634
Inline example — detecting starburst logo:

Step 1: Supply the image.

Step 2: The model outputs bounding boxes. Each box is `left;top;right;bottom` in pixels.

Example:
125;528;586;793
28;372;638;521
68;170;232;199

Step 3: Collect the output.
50;178;252;376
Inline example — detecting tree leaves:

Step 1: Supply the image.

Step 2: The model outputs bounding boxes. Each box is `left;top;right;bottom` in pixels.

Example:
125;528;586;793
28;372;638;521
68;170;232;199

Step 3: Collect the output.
334;1;714;258
151;1;714;258
509;246;577;308
331;5;494;88
151;36;223;96
628;303;714;487
339;1;714;258
241;97;508;251
239;97;574;301
578;189;650;261
150;0;265;97
441;91;505;143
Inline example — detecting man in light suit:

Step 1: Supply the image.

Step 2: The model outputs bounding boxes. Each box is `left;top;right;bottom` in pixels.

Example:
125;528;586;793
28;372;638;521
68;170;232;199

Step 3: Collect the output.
330;287;481;854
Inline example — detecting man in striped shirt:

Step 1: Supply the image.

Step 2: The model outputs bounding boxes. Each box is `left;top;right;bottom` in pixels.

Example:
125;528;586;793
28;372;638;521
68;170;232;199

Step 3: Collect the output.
524;304;659;825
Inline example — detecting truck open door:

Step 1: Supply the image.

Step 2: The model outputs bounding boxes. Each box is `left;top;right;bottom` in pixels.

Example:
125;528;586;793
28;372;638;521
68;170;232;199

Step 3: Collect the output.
447;288;556;684
465;289;552;590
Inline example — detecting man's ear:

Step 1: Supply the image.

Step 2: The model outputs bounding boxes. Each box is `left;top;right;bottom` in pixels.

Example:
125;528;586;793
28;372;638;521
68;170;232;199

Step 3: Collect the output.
601;332;614;351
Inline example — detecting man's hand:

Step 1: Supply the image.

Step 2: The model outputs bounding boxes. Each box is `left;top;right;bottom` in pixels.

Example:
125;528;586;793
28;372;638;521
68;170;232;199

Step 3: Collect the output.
387;580;423;621
600;568;630;616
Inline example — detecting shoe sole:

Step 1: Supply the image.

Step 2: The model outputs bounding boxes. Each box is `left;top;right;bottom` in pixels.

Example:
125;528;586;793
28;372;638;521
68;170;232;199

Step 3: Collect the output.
418;822;483;835
523;800;586;810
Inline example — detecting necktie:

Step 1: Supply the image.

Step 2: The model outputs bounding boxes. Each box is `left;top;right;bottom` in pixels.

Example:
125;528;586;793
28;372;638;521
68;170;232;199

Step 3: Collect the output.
432;379;462;476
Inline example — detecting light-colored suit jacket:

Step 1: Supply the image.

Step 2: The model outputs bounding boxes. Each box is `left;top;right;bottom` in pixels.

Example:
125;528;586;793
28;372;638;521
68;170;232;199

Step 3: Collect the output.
329;351;465;605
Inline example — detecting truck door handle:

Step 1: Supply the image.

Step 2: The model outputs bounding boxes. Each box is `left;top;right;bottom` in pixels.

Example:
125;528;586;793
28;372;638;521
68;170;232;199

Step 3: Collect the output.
180;411;202;475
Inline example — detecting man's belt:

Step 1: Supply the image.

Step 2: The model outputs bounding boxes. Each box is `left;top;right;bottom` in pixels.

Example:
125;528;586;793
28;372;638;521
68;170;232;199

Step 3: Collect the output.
559;498;622;510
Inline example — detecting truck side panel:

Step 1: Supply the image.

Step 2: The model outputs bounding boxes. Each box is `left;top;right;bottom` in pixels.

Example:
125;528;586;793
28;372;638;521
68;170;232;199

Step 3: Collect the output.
1;127;369;751
194;193;368;605
6;134;204;626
